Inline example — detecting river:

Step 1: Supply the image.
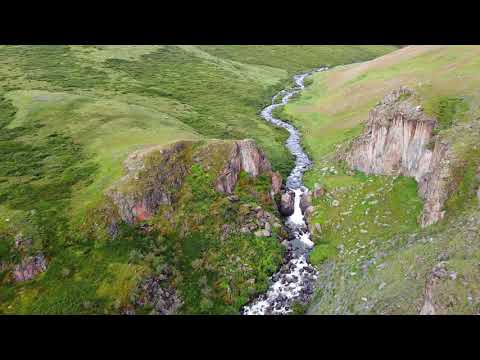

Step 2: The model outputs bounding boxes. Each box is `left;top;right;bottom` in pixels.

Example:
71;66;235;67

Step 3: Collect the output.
242;67;327;315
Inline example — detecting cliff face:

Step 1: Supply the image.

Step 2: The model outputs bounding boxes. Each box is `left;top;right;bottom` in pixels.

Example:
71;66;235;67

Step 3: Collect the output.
215;139;274;194
344;87;452;227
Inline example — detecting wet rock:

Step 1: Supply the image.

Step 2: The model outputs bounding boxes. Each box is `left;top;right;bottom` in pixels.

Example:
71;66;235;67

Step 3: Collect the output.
300;191;312;213
13;253;47;282
279;191;295;216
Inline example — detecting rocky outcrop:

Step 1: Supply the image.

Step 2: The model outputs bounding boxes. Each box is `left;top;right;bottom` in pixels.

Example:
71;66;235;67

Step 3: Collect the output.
107;139;282;228
12;253;47;282
108;141;191;225
279;191;295;217
215;139;273;194
343;87;452;227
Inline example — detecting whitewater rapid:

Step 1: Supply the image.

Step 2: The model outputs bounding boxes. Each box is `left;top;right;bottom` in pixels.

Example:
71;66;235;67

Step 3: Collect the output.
242;67;327;315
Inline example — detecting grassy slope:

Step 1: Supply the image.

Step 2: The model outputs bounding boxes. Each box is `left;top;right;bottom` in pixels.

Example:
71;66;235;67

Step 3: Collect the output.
0;45;397;314
283;45;480;314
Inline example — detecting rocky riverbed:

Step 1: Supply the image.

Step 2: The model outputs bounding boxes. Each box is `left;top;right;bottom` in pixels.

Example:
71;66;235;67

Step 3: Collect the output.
242;68;327;315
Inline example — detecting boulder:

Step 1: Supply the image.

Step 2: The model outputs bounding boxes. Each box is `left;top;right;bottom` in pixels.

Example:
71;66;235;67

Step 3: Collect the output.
304;206;315;217
278;191;295;217
254;229;271;237
299;191;312;213
312;183;326;198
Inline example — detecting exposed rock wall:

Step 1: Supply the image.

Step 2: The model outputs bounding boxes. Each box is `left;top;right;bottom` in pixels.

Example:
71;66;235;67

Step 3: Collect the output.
344;87;452;227
215;139;273;194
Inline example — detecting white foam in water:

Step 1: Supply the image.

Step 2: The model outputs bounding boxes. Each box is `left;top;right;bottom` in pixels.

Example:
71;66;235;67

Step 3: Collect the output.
242;68;327;315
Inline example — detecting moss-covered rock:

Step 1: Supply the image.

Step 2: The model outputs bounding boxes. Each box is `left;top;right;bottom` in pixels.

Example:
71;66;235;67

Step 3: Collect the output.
94;139;287;314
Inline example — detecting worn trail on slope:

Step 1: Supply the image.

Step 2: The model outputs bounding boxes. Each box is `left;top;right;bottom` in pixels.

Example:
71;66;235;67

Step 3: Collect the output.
242;68;327;315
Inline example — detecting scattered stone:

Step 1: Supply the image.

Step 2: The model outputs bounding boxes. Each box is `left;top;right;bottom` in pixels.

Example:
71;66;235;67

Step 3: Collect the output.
437;252;449;261
254;229;271;237
332;199;340;207
227;195;240;202
134;276;183;315
12;253;47;282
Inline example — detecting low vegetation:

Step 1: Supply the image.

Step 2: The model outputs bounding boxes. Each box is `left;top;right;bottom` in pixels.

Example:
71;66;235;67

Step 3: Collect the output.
283;45;480;314
0;45;400;314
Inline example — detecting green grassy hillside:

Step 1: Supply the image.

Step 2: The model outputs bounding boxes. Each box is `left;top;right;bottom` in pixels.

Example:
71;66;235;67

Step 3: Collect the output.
283;45;480;314
0;45;396;314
